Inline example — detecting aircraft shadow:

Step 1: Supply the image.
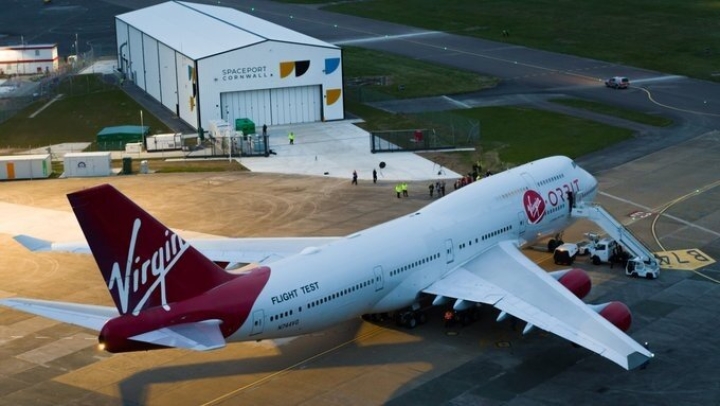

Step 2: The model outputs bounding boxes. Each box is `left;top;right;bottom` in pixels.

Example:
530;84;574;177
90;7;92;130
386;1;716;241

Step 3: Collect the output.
116;306;589;405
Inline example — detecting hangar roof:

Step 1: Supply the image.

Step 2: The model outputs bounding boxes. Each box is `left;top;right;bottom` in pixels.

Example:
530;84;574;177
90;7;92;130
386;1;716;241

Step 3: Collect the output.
116;1;337;60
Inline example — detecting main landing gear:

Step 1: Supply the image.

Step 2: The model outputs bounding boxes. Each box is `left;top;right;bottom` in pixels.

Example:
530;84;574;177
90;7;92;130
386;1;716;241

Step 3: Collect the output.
362;305;428;329
547;232;565;252
395;310;428;329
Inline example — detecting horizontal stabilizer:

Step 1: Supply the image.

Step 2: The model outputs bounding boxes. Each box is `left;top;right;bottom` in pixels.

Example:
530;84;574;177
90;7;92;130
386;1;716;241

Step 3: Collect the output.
130;319;226;351
0;298;118;331
13;235;52;252
13;234;91;254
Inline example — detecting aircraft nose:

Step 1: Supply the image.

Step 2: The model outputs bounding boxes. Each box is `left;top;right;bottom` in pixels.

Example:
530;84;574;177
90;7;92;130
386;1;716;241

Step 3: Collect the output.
582;169;598;201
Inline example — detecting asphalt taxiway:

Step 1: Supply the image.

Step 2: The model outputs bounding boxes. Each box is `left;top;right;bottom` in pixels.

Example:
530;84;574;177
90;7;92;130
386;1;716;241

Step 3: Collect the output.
1;129;719;405
1;1;720;405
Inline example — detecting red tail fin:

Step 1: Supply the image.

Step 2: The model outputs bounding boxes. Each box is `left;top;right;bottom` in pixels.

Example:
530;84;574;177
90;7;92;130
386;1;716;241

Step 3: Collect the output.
68;184;236;315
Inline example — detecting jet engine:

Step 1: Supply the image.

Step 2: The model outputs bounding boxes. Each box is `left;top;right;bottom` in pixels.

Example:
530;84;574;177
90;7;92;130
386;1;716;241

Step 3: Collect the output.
588;302;632;332
549;268;591;299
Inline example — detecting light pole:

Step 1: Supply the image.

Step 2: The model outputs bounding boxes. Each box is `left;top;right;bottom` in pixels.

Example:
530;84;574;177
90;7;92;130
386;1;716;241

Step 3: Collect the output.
140;110;145;151
86;40;95;70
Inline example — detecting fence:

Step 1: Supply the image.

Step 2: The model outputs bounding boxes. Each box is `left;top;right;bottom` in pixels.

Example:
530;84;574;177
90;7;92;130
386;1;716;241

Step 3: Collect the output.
184;134;270;158
346;84;480;153
0;50;99;125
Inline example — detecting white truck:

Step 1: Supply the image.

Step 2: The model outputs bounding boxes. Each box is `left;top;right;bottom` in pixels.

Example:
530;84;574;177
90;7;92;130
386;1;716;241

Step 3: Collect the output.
586;237;629;266
553;243;579;266
569;233;659;279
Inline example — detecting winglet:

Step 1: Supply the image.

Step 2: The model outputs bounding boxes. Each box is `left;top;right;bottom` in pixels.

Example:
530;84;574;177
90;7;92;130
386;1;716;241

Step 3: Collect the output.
13;235;53;252
627;351;654;370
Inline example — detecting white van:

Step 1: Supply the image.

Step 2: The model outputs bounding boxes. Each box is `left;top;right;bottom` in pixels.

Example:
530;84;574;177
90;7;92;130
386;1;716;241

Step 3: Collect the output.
605;76;630;89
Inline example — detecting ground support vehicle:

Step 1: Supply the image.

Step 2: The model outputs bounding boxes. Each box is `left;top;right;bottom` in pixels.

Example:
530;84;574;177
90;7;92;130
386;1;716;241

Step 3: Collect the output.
605;76;630;89
554;243;579;265
570;205;660;279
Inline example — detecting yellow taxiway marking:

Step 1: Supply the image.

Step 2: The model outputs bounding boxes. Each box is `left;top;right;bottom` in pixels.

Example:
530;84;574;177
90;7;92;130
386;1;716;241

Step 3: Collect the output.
201;326;385;406
637;87;720;118
649;180;720;283
655;249;716;271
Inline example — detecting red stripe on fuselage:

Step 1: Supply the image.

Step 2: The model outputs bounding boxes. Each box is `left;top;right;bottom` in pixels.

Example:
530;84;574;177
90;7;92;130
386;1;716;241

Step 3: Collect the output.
100;266;271;352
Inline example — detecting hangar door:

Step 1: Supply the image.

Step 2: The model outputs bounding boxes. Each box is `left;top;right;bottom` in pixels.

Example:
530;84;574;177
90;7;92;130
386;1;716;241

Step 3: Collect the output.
221;85;321;127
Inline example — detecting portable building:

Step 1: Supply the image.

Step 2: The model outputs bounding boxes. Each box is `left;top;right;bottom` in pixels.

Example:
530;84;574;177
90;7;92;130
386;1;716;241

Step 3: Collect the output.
125;143;143;154
63;152;112;177
115;1;343;132
0;154;52;180
146;133;182;151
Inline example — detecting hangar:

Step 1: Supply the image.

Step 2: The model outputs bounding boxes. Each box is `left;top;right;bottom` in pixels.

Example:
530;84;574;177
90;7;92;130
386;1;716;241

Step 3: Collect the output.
115;1;344;133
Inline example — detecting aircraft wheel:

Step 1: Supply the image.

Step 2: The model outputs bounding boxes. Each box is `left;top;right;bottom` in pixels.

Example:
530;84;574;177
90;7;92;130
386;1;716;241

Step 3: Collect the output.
407;317;417;329
548;239;558;252
417;312;428;325
592;256;601;265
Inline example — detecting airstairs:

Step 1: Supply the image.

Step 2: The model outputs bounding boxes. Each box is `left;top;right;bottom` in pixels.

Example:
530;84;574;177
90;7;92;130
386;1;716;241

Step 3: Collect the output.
571;204;660;277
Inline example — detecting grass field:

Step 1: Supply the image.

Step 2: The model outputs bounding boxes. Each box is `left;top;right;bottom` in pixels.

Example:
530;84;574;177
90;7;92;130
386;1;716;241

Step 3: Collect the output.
459;106;632;165
314;0;720;82
134;159;245;173
343;46;498;99
350;100;633;170
0;75;171;151
550;98;673;127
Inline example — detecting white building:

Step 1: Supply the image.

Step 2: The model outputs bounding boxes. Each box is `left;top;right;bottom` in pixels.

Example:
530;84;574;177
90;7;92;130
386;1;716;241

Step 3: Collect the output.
0;44;59;75
63;152;112;177
146;133;182;151
0;155;52;180
115;1;344;133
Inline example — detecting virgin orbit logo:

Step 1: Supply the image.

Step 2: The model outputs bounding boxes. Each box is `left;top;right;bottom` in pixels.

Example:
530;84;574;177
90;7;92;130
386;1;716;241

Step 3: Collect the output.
523;190;546;224
108;218;189;315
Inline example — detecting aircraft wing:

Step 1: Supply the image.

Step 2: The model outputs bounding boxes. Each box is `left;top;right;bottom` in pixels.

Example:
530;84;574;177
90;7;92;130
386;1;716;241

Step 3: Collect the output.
13;234;341;264
422;240;653;370
0;298;118;331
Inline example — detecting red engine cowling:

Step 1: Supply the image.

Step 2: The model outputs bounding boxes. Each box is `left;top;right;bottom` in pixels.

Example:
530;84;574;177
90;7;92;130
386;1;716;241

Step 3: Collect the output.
589;301;632;332
549;268;592;299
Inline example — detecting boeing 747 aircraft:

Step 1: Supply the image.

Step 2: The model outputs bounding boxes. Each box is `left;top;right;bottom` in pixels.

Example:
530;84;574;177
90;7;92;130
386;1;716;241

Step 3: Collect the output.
0;156;654;370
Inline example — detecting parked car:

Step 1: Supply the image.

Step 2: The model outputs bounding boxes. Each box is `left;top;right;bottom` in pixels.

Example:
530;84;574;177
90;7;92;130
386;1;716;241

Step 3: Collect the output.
605;76;629;89
553;243;579;265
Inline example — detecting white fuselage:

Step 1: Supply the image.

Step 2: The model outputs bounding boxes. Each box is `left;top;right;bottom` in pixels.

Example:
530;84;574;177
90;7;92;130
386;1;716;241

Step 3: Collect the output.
230;156;598;341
